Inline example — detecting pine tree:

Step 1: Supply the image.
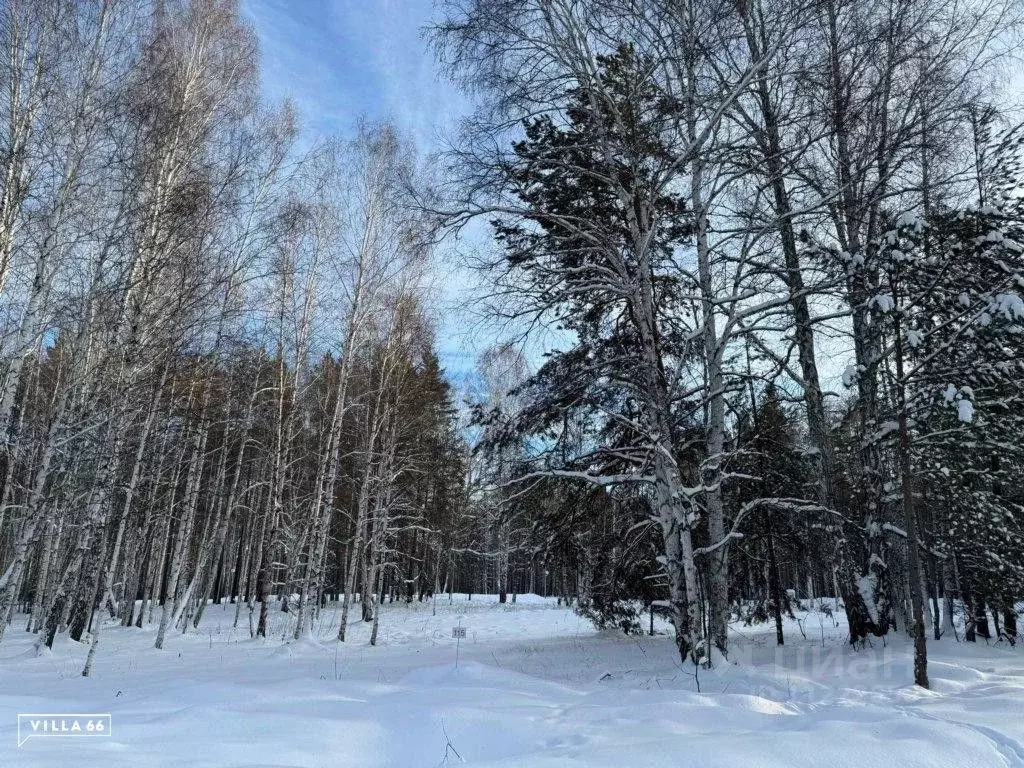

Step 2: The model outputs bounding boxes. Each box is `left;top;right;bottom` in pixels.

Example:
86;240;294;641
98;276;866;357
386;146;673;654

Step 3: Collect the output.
475;45;716;660
729;386;811;645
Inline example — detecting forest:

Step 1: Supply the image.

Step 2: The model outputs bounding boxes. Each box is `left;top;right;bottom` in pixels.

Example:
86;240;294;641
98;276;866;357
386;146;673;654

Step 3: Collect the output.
1;0;1024;696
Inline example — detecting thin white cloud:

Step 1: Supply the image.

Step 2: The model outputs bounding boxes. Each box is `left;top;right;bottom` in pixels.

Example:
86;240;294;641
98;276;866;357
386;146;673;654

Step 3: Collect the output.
243;0;466;149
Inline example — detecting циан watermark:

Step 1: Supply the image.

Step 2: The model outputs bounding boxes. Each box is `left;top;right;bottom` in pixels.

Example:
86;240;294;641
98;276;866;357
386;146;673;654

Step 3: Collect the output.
17;714;112;748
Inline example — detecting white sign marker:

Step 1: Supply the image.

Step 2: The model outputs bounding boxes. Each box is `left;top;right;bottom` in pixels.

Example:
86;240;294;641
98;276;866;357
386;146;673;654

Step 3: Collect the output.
453;621;466;668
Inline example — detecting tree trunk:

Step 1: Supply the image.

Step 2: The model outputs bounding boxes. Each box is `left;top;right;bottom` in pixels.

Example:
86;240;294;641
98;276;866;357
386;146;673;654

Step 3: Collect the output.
766;521;784;647
894;307;928;687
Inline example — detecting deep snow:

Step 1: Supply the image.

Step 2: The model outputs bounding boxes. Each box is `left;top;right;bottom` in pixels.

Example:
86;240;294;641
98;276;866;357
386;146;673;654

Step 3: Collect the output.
1;595;1022;767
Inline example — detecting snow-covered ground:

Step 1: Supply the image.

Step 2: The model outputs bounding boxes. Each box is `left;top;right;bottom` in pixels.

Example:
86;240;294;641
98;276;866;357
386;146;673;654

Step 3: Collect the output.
1;596;1022;767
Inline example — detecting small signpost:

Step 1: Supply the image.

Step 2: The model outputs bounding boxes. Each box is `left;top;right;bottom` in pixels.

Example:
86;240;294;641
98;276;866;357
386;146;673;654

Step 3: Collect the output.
452;622;466;668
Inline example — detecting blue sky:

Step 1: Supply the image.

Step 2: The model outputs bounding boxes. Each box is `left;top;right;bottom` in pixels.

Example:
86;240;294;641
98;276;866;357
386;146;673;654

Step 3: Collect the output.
242;0;486;384
242;0;466;149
